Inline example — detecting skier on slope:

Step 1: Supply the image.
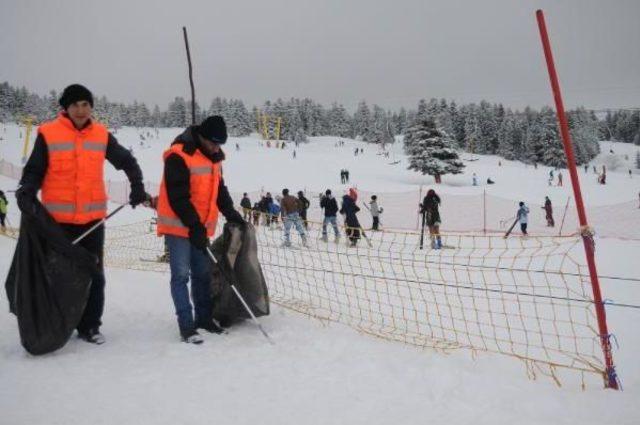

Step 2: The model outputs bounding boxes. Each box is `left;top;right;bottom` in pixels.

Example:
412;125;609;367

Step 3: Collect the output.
340;188;362;247
420;189;442;249
542;196;554;227
517;201;530;235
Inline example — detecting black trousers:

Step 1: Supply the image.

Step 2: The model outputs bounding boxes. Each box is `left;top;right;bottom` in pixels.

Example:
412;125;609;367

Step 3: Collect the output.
60;221;106;333
520;223;528;235
372;216;379;230
0;213;5;227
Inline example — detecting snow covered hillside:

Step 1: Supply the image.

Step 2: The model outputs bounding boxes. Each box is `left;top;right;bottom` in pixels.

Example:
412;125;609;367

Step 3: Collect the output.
1;123;639;425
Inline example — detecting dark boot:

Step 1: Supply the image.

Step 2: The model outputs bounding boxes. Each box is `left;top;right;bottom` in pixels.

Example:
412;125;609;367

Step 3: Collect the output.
196;320;226;334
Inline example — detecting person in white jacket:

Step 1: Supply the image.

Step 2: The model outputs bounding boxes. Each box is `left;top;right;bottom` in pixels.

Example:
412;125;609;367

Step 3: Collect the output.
517;201;530;235
369;195;382;231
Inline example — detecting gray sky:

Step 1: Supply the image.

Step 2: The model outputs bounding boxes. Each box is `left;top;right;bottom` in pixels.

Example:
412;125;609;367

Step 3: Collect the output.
1;0;638;111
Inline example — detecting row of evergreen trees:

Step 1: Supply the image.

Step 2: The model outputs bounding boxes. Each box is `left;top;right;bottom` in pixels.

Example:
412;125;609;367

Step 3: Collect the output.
1;81;638;167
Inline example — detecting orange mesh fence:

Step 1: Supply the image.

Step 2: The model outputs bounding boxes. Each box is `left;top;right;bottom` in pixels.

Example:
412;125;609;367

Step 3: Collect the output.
102;213;606;387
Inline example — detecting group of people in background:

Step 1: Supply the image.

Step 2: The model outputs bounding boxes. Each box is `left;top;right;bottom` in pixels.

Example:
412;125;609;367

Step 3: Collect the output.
239;187;383;248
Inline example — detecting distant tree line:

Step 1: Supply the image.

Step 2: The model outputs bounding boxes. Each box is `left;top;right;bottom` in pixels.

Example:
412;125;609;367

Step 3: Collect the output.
1;81;638;167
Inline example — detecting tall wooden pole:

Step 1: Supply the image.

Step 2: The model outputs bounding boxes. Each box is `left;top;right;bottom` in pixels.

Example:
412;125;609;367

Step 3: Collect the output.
183;27;196;125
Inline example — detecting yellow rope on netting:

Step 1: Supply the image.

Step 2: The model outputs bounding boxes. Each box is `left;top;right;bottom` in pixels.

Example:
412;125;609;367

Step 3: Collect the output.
2;214;607;387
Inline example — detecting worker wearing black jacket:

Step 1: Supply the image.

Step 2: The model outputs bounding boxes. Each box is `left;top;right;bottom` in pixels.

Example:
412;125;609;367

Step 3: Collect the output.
156;116;244;344
16;84;150;345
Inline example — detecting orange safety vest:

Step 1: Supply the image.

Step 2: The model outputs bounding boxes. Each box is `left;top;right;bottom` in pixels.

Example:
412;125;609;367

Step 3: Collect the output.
156;144;221;238
39;113;109;224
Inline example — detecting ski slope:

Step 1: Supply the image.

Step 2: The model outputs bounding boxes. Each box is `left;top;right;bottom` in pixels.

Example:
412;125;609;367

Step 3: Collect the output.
0;123;639;425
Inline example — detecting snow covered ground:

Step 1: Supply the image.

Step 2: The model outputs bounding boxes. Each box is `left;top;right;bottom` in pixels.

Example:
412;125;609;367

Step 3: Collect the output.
0;123;639;424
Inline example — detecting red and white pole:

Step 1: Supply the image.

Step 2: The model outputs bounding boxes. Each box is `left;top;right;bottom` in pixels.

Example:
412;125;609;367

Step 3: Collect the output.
536;9;618;389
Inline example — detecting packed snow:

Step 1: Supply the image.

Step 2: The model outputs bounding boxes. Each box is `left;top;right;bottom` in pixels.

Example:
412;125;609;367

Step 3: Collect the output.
0;123;639;424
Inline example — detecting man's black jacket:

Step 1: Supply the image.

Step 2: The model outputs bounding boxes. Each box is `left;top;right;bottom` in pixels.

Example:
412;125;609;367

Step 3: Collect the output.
320;195;339;217
164;126;243;230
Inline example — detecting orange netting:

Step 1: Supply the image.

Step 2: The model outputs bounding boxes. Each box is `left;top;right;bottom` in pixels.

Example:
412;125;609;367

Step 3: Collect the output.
103;213;606;387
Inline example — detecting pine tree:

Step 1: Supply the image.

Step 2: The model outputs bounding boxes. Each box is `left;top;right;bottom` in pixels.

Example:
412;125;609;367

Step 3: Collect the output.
166;97;188;127
635;150;640;169
353;100;373;141
497;110;523;160
327;102;351;137
404;117;464;183
527;107;565;167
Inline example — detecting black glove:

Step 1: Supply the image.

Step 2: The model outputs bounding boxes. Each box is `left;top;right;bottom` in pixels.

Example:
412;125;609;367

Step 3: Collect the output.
16;185;37;215
188;223;208;251
225;209;246;227
129;184;151;208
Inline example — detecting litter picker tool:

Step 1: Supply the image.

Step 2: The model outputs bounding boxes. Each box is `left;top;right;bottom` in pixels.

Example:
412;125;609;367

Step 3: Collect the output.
205;247;274;345
72;204;127;245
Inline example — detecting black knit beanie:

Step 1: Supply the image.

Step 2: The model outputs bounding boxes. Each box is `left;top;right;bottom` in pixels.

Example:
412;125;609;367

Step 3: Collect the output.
197;115;227;144
59;84;94;109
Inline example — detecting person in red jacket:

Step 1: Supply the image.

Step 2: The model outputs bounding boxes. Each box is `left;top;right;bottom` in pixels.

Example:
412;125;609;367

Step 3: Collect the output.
16;84;149;345
156;116;245;344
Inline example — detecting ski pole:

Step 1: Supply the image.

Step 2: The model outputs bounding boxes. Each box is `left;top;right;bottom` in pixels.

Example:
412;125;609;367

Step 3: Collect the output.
359;227;373;247
205;247;274;345
72;204;127;245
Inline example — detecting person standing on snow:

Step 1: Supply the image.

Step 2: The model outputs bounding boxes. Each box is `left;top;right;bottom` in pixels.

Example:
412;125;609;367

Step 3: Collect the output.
280;188;307;247
269;196;282;227
369;195;382;231
240;192;252;221
156;116;245;344
297;190;310;229
517;201;530;235
542;196;554;227
0;190;8;231
320;189;340;242
420;189;442;249
340;188;362;247
16;84;150;345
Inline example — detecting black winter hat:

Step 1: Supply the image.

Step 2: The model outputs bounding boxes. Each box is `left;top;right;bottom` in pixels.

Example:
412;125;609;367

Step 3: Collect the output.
282;188;289;196
197;115;227;144
59;84;94;109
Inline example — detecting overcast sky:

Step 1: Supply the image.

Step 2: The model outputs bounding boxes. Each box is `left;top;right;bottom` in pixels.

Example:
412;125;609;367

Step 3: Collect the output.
1;0;638;112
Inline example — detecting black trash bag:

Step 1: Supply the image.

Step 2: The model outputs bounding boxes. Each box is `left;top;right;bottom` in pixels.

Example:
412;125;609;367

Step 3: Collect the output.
209;222;269;327
4;196;98;355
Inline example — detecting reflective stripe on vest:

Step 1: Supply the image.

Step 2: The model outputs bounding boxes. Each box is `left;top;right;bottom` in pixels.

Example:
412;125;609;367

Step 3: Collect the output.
43;202;75;213
190;165;212;175
44;200;107;213
48;142;75;152
83;140;108;152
